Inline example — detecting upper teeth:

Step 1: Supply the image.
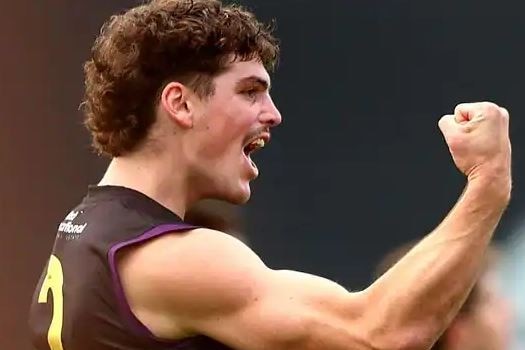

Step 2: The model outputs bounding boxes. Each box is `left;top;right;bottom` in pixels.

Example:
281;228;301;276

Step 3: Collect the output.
253;138;265;148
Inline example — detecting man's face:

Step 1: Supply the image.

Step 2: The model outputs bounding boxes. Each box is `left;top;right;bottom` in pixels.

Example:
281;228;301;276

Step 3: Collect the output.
185;59;282;204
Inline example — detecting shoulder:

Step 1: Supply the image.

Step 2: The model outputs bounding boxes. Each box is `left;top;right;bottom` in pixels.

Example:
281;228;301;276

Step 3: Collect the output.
118;227;270;317
124;227;264;272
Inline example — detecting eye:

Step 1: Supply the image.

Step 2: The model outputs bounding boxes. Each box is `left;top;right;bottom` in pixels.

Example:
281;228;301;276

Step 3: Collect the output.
243;88;258;100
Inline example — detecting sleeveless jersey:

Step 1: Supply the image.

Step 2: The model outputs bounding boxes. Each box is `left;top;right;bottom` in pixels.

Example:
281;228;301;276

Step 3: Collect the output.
29;185;234;350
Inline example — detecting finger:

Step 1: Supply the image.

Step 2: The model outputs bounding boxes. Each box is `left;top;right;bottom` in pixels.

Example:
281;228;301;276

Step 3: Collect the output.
438;114;457;134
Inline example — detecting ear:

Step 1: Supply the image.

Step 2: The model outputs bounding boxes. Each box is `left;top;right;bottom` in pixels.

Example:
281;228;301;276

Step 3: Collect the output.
160;82;196;129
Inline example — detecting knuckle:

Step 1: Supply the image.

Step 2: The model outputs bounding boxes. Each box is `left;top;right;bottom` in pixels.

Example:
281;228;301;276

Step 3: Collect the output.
499;107;510;119
480;101;500;113
438;114;451;127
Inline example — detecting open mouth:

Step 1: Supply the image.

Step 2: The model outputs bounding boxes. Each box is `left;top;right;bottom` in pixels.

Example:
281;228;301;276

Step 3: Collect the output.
242;133;270;177
243;138;266;157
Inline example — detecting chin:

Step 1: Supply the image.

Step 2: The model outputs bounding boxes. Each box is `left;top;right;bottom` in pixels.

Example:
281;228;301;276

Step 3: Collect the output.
228;181;253;204
227;186;251;205
236;191;251;204
212;192;250;205
208;182;251;205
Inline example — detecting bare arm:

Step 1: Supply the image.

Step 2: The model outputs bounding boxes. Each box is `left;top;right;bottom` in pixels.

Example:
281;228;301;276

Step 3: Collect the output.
362;176;509;348
121;182;508;350
360;101;512;348
120;229;376;349
119;102;511;350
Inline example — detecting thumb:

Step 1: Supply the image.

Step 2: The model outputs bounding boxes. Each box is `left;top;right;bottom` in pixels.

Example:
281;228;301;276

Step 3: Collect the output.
454;103;474;123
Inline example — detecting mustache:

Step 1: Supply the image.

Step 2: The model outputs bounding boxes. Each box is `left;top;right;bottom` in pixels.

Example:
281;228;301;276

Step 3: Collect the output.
244;127;270;144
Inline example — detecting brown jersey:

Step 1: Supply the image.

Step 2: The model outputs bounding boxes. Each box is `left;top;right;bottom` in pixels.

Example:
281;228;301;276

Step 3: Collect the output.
29;186;234;350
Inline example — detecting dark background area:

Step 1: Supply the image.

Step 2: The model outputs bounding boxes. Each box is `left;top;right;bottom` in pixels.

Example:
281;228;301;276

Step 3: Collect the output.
1;1;524;348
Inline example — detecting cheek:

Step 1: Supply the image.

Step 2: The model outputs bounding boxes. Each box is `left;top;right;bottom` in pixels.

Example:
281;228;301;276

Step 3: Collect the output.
197;105;254;158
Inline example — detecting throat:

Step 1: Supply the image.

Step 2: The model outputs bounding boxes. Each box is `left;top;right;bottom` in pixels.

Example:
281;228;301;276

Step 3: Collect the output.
99;157;190;218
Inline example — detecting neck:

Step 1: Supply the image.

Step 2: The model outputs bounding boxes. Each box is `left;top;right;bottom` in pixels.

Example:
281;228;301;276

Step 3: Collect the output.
98;151;193;218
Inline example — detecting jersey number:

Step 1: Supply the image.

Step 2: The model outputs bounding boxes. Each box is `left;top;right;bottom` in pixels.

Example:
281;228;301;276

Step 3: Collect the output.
38;255;65;350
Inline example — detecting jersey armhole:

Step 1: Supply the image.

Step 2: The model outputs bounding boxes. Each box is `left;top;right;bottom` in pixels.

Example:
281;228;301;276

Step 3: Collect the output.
107;223;200;346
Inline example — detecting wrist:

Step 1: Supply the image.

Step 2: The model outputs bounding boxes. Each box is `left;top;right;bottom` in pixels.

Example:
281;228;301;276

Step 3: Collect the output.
466;172;511;206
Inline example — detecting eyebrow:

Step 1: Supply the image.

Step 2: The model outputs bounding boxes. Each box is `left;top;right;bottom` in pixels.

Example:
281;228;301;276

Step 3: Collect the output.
235;76;271;91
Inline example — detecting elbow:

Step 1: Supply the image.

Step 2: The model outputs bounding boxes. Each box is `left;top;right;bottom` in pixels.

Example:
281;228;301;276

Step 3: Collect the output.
364;322;440;350
358;290;441;350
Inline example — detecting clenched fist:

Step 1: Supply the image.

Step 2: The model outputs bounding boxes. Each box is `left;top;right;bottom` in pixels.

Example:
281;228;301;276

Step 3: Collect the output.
439;102;511;186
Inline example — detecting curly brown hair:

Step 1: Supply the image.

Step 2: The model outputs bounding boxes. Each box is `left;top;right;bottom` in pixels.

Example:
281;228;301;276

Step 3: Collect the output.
82;0;279;157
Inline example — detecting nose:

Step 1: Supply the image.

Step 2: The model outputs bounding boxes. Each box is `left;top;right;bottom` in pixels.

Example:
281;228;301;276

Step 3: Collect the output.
260;95;282;127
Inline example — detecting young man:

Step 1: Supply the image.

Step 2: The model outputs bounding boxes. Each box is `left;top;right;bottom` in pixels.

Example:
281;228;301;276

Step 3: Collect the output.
29;1;513;349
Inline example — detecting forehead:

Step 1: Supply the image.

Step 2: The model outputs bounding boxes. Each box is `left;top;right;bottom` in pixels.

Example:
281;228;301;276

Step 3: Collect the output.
214;59;271;87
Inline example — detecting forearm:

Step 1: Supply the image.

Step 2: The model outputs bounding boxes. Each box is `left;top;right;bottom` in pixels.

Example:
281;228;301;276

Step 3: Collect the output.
363;176;510;349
